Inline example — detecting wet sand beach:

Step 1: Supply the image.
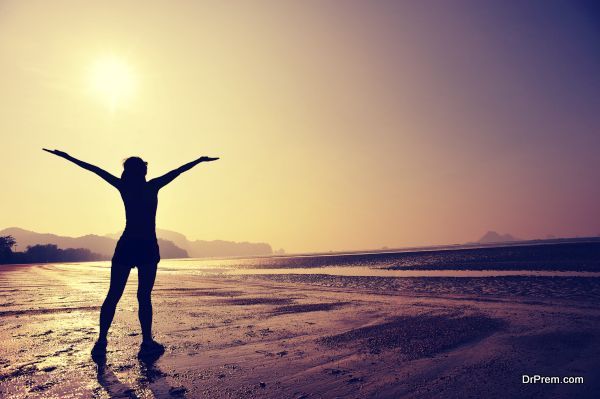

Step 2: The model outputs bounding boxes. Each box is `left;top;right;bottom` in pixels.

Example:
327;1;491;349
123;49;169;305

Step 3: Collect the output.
1;261;599;398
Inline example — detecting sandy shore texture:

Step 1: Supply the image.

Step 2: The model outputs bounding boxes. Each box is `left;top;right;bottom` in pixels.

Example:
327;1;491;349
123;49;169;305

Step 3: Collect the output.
1;263;599;398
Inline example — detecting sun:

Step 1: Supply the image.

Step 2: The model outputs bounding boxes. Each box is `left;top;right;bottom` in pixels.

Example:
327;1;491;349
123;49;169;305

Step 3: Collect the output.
89;56;136;111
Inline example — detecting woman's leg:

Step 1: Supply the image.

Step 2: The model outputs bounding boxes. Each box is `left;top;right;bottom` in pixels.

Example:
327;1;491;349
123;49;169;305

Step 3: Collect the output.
98;264;131;341
137;263;157;343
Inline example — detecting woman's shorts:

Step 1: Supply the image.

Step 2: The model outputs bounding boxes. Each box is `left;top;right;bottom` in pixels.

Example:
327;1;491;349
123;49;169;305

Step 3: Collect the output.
112;236;160;268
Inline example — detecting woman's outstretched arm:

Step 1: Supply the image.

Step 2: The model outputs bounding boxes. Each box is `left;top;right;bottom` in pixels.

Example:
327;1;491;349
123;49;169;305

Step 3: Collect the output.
150;156;219;189
43;149;120;188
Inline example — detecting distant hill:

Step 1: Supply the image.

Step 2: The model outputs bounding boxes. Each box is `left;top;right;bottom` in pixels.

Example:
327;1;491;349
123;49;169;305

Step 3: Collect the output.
105;229;273;257
156;229;273;258
477;231;521;244
0;227;188;260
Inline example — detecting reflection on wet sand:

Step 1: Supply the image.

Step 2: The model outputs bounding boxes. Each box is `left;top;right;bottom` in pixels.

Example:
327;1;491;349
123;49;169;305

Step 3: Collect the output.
94;351;187;399
95;357;138;399
138;355;188;398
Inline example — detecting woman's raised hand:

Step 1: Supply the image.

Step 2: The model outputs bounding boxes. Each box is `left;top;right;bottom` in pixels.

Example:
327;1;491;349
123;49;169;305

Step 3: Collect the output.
43;148;70;158
198;156;219;162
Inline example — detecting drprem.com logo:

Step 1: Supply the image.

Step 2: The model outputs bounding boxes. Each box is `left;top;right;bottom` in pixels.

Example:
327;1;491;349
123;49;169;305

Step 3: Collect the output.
522;375;584;384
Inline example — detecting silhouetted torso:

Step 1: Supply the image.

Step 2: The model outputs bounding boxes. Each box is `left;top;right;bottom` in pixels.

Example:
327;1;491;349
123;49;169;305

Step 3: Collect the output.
112;180;161;267
119;181;159;239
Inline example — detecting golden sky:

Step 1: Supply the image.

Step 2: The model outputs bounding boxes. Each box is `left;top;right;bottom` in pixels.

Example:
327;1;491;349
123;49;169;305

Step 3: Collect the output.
1;1;599;253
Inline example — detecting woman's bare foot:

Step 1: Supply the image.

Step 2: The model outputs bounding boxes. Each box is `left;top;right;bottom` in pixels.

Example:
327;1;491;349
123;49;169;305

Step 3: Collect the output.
138;340;165;358
91;338;107;359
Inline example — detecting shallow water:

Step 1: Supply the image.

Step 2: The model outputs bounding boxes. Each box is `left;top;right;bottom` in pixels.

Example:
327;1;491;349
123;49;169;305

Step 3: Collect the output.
64;259;600;278
159;241;600;272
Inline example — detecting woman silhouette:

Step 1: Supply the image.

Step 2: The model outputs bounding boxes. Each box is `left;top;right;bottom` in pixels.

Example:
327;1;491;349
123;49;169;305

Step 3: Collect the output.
43;149;218;358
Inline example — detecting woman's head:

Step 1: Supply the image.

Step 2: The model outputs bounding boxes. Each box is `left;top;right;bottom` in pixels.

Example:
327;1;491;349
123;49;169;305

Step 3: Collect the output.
122;156;147;181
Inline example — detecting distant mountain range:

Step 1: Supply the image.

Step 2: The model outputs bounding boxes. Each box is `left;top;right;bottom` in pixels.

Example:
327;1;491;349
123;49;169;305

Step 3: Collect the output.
155;229;273;258
477;231;521;244
0;227;273;259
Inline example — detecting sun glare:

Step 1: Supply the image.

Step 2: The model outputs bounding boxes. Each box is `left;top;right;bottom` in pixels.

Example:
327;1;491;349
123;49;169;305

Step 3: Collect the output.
89;56;136;111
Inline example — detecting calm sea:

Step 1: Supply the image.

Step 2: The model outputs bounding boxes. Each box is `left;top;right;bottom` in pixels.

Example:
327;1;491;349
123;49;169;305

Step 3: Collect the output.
145;241;600;278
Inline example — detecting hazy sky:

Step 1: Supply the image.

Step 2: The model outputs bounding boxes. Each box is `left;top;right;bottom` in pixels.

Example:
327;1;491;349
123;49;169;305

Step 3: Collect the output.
1;1;599;253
